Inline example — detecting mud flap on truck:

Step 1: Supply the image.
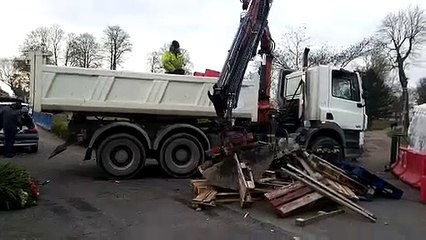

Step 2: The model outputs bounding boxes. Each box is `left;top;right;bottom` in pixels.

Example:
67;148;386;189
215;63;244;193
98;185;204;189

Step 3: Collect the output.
84;148;93;161
48;141;72;159
48;133;84;160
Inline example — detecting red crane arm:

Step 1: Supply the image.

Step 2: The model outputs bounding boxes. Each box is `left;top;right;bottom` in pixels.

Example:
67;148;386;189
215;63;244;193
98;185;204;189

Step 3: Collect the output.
242;0;275;124
208;0;273;121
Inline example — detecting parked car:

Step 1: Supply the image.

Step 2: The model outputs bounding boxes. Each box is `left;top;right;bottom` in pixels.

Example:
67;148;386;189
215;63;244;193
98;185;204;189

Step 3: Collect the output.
0;99;39;153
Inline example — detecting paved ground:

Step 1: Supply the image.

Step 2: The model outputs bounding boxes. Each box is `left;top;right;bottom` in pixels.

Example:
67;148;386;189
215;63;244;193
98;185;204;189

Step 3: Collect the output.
0;130;292;240
1;129;426;240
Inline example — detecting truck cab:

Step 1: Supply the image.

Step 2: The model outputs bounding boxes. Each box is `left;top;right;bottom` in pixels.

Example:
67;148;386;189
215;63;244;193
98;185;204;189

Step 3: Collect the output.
276;65;367;161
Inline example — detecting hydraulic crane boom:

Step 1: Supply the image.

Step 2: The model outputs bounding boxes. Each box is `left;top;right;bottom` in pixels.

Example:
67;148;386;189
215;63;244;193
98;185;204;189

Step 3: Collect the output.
208;0;274;121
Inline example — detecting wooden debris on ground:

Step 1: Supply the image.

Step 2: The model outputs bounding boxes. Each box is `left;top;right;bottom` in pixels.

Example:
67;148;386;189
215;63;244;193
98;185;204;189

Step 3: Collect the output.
264;180;324;217
190;179;264;210
190;149;377;224
281;164;377;222
234;153;255;208
305;152;370;196
326;179;359;201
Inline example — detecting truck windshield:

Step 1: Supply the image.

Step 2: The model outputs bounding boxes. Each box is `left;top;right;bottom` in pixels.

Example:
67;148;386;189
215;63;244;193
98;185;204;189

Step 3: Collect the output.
331;70;360;102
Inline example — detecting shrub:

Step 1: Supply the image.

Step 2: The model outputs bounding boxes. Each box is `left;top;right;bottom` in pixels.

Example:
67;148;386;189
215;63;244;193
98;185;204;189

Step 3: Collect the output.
0;162;39;210
50;114;70;140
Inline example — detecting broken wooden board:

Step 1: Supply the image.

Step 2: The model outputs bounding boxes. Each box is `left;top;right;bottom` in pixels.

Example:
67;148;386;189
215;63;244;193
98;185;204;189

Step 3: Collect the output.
296;156;316;177
281;165;377;222
306;153;369;196
191;179;214;195
234;153;254;208
326;179;359;201
264;181;305;200
276;192;324;217
255;176;292;191
192;189;218;210
295;209;345;227
269;186;315;207
190;179;265;211
265;178;332;217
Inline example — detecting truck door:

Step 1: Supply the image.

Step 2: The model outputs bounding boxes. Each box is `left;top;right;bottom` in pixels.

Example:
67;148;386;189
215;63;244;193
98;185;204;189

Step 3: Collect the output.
328;70;364;130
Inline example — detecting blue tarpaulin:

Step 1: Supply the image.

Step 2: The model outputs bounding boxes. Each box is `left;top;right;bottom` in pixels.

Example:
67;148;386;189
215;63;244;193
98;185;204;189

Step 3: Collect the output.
33;112;53;130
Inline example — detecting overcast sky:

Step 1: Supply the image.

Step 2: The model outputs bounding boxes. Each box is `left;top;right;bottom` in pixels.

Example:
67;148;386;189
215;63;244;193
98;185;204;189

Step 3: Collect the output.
0;0;425;85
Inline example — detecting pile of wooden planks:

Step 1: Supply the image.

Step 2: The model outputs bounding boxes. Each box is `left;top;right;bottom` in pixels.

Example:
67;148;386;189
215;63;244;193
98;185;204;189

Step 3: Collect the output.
264;177;359;217
190;150;378;224
268;150;377;222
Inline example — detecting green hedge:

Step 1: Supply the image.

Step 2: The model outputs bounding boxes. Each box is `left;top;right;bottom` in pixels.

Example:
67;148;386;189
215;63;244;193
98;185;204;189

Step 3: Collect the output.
369;119;393;131
386;126;409;146
50;114;70;140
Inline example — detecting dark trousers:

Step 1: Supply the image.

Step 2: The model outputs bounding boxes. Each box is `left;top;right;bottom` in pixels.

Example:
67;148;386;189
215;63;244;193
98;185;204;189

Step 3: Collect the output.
4;130;17;157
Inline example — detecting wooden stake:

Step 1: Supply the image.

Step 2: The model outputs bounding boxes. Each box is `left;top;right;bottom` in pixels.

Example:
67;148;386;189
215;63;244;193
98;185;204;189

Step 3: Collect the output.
295;209;345;226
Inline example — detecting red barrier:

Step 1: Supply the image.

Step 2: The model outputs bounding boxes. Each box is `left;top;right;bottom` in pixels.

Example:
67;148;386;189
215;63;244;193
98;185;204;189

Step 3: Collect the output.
391;147;408;177
193;69;220;78
396;148;426;189
421;176;426;204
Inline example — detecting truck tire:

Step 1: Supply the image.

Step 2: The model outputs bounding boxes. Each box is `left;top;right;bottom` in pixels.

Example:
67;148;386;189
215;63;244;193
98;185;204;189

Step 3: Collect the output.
309;136;344;163
96;133;146;179
159;133;204;178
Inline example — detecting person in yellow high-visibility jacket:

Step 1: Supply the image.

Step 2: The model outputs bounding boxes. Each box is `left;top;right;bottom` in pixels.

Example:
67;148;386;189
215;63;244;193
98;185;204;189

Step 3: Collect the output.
162;40;186;75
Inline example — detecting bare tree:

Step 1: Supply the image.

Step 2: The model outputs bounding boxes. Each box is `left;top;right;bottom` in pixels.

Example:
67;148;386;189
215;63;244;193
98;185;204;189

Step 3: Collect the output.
378;5;426;130
333;38;373;68
308;45;338;66
21;25;65;65
64;33;76;66
21;27;51;53
0;58;30;98
0;58;15;82
146;43;193;74
181;48;194;74
49;24;65;65
102;25;132;70
273;26;309;70
67;33;102;68
357;48;399;127
146;51;164;73
274;26;373;70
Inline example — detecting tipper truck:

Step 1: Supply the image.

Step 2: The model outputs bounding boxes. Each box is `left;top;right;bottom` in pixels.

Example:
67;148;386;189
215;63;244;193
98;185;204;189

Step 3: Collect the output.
28;0;367;179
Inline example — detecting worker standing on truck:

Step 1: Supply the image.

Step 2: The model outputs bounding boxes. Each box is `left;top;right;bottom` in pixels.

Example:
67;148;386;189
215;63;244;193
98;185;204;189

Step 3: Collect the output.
1;102;22;158
162;40;186;75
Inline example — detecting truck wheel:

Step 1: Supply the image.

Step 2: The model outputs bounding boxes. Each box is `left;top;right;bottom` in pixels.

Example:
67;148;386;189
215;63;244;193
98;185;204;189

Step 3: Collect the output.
159;133;204;178
309;136;344;162
96;133;146;179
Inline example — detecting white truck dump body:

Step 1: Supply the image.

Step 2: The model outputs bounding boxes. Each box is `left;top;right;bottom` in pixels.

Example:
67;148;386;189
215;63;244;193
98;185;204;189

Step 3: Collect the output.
29;52;259;121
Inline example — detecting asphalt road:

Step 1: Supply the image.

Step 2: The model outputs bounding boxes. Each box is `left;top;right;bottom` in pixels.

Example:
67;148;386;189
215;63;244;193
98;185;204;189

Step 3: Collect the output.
1;130;426;240
0;130;293;240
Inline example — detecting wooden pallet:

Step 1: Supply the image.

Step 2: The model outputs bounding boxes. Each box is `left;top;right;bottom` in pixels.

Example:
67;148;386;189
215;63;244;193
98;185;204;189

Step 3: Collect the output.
190;179;264;210
264;178;358;217
265;180;325;217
